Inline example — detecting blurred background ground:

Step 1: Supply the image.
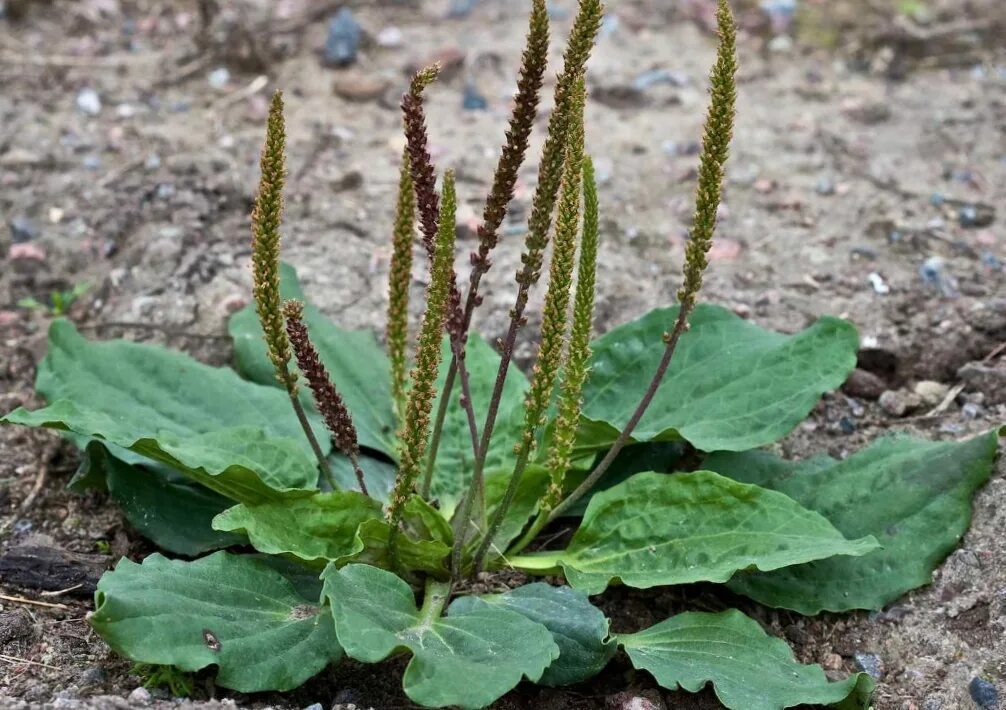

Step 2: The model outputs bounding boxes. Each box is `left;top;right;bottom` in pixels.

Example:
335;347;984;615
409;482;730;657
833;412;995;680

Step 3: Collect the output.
0;0;1004;708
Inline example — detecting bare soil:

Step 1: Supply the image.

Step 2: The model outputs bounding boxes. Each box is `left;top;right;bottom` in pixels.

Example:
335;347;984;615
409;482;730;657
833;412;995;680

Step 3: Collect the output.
1;1;1004;708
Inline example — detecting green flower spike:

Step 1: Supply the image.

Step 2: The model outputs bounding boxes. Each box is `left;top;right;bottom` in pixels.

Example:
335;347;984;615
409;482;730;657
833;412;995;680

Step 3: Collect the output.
249;89;331;479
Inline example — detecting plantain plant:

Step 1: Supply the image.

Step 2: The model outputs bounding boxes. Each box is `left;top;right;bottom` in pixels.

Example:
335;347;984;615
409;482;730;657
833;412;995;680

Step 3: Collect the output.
3;1;1003;708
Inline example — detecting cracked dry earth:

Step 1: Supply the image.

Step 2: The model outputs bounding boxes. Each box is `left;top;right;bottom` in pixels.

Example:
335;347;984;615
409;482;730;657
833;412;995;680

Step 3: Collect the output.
1;0;1005;708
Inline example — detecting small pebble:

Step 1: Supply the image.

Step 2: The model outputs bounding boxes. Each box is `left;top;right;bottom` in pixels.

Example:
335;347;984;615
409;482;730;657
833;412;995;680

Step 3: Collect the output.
815;175;836;195
76;87;102;116
333;73;390;102
79;667;106;686
980;251;1003;272
376;25;403;48
462;83;488;110
842;369;886;400
127;687;152;705
9;216;39;243
878;389;922;417
324;7;362;67
968;677;998;710
207;66;230;90
919;256;958;297
852;652;883;680
8;243;46;262
868;272;890;294
961;402;982;419
632;68;688;91
838;416;855;434
302;704;324;710
822;652;844;671
913;380;949;406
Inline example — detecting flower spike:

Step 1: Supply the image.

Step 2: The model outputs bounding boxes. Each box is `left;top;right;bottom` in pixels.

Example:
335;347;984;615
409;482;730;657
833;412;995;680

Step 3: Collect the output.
250;89;331;480
387;150;416;417
543;154;599;510
284;300;368;495
251;90;293;382
544;0;738;524
387;170;459;530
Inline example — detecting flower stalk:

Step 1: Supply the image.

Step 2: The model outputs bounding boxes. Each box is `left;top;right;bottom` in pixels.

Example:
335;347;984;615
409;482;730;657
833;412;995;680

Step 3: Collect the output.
507;156;599;554
425;0;550;506
471;78;587;573
283;300;367;495
545;0;737;523
250;89;332;483
453;0;604;568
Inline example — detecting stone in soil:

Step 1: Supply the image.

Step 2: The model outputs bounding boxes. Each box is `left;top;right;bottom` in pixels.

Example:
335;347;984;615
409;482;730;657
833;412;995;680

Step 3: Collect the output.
852;651;884;680
968;677;998;709
842;368;887;400
324;8;362;67
126;687;151;705
914;380;950;406
9;216;39;243
879;388;924;417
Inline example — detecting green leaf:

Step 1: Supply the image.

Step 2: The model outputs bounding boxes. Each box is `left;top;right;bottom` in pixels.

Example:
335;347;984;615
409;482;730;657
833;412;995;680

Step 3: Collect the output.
430;333;529;515
103;450;245;556
2;320;325;503
212;490;383;565
323;564;559;709
337;496;453;576
706;430;1003;613
450;583;614;686
618;609;874;710
8;408;316;504
229;263;397;456
512;471;878;595
578;305;858;452
91;552;342;692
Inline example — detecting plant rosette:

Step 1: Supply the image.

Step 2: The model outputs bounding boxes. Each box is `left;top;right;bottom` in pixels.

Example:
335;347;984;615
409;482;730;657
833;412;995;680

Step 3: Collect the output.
3;1;1002;708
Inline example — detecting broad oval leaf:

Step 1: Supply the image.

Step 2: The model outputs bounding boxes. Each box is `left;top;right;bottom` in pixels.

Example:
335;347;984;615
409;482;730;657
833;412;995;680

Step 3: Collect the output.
579;305;858;452
450;583;614;686
323;564;559;709
511;471;878;595
1;321;326;503
90;552;342;692
618;609;874;710
229;263;397;456
212;490;383;565
706;429;1003;613
430;333;529;515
